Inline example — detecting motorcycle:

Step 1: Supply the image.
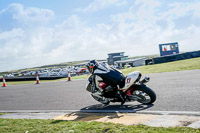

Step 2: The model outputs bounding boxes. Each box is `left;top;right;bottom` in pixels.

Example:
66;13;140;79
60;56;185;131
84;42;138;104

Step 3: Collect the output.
86;62;156;105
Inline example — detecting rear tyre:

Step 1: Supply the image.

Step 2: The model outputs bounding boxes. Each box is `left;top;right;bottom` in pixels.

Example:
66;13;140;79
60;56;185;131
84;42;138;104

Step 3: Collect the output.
91;94;110;105
132;85;156;104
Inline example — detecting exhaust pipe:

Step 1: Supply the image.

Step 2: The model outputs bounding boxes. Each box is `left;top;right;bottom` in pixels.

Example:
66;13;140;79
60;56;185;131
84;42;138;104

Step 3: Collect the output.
140;77;150;84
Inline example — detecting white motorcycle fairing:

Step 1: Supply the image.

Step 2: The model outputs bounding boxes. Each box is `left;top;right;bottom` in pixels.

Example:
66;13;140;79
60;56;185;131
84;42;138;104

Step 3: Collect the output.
122;71;141;91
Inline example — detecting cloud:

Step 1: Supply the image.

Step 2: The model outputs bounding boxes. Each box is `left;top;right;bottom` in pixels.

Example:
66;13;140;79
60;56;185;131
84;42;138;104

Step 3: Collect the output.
108;0;200;55
0;28;25;72
159;2;200;19
1;1;200;72
76;0;127;13
11;3;54;22
0;3;55;71
0;3;54;31
0;28;24;40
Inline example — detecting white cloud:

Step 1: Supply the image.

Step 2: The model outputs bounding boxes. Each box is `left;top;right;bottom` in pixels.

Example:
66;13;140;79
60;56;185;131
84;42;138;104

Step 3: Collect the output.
1;1;200;72
0;3;54;24
0;28;25;57
0;28;24;40
76;0;127;13
0;28;26;72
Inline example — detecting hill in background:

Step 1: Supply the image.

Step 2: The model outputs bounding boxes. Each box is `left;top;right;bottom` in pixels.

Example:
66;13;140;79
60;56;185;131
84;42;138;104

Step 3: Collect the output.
0;54;159;76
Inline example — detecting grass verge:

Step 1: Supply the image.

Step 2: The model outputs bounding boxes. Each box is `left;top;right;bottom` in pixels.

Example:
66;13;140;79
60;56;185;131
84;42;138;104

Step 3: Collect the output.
0;119;199;133
121;57;200;75
71;74;89;80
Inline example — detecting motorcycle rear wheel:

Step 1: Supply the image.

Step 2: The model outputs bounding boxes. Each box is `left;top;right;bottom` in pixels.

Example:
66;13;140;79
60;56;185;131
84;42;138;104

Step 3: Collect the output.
132;85;156;104
91;94;110;105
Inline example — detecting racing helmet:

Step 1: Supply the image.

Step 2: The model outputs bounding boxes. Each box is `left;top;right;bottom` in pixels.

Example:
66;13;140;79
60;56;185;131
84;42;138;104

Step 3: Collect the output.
86;60;99;73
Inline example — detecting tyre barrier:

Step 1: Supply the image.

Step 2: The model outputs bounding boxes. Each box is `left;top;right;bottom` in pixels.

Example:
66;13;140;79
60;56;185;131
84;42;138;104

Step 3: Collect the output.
0;76;68;82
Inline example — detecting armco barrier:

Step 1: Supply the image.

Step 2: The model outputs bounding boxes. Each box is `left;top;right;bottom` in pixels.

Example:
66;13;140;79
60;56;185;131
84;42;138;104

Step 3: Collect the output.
153;50;200;64
0;73;78;82
0;76;67;82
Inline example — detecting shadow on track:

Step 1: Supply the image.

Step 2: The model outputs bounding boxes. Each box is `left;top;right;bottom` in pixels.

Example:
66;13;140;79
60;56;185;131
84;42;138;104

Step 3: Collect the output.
52;103;154;123
80;103;154;113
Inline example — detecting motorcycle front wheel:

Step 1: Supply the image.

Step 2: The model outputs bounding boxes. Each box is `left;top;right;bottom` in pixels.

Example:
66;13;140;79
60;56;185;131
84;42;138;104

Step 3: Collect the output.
132;85;156;104
91;94;110;105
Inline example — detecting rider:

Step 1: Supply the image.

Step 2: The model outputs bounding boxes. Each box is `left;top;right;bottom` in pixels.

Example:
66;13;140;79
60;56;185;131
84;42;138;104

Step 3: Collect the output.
86;60;126;105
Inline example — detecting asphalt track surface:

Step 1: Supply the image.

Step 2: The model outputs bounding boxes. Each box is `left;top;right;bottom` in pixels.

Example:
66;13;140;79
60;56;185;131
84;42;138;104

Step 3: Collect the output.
0;69;200;112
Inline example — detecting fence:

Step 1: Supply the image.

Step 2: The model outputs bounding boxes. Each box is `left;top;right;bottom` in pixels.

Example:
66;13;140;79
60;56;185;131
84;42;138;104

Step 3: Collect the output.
152;50;200;64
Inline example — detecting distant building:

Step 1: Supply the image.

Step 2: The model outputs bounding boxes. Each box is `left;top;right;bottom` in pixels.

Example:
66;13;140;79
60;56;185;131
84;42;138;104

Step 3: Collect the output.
107;52;128;65
115;58;147;67
159;42;179;56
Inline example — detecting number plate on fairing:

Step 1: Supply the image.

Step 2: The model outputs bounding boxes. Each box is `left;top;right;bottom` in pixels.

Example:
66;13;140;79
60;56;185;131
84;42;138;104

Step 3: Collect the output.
122;71;141;91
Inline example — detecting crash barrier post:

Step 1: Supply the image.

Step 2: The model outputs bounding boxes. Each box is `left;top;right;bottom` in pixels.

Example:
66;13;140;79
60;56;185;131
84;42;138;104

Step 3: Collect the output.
2;77;6;87
68;72;71;81
36;74;40;84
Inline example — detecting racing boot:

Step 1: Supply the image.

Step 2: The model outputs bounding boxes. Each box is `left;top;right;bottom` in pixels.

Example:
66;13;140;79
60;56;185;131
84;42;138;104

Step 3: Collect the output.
117;91;126;105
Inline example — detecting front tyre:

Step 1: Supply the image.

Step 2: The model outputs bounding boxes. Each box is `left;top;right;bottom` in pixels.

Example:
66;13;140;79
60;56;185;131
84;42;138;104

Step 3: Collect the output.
132;85;156;104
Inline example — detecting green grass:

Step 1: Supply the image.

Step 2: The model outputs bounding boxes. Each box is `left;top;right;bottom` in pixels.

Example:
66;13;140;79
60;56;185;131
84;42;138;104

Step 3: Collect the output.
121;57;200;75
0;119;199;133
72;74;90;80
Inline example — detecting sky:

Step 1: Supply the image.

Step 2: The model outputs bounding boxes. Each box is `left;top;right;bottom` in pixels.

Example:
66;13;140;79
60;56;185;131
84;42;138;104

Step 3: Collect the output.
1;0;200;72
